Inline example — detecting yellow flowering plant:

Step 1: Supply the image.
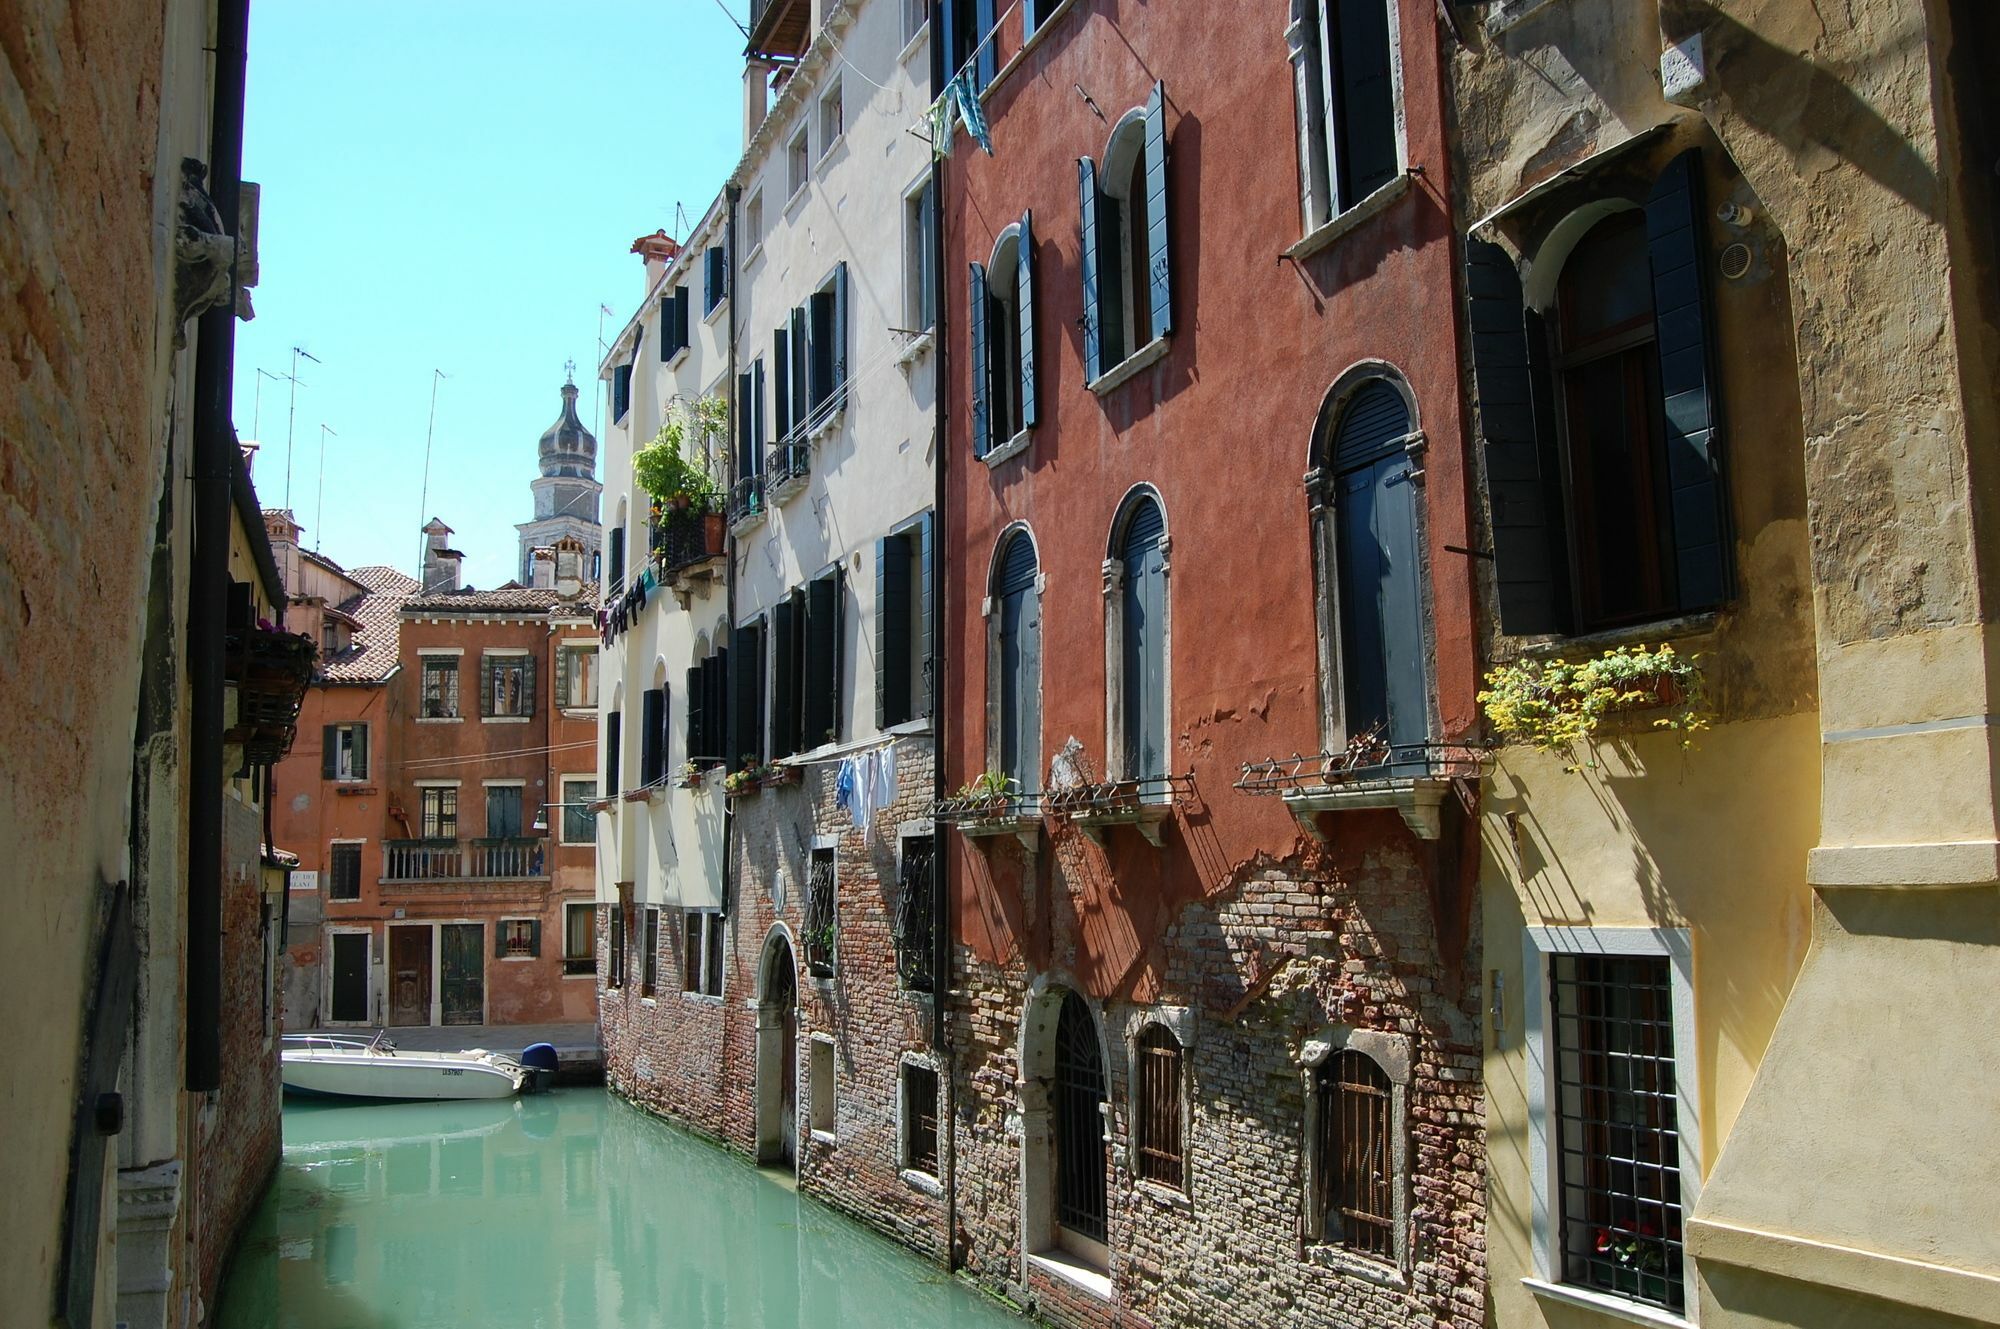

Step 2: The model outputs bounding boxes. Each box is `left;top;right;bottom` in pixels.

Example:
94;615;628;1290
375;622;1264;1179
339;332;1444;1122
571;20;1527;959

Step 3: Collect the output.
1477;643;1707;772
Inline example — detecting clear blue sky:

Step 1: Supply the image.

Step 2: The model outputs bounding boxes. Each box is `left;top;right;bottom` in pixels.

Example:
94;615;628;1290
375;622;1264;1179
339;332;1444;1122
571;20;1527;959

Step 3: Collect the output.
233;0;748;589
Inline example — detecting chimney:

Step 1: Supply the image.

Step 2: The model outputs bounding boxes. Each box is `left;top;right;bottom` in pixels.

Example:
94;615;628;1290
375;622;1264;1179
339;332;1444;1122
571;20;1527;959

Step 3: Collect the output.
554;536;584;599
420;518;462;594
744;58;775;148
530;546;556;590
631;230;679;293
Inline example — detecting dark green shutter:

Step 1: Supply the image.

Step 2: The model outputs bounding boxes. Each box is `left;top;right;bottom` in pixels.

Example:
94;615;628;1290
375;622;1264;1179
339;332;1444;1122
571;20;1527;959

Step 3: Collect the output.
968;262;990;457
737;368;753;479
1331;0;1398;208
641;688;664;785
606;711;621;796
528;919;542;958
752;358;767;473
917;510;935;717
1017;209;1037;429
496;924;508;958
608;527;625;588
322;725;338;780
1645;149;1730;610
352;724;368;780
521;655;537;717
809;287;836;415
660;293;674;360
709;649;729;763
480;656;497;717
731;620;765;767
877;534;914;728
1077;158;1102;380
773;328;791;443
1142;82;1172;340
1465;237;1570;635
832;262;850;400
805;574;839;746
676;286;691;348
686;665;705;765
771;597;798;759
790;306;809;435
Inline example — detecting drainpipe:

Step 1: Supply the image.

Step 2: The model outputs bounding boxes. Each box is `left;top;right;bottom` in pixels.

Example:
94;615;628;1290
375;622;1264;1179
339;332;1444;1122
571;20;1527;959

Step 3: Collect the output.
722;183;741;919
927;22;956;1271
187;0;251;1092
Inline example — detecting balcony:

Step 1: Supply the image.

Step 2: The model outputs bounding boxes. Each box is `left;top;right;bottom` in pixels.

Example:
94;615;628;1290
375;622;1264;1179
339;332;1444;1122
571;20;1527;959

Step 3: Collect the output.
1047;773;1195;848
745;0;808;62
766;440;811;505
650;506;726;583
1236;739;1489;842
382;837;546;882
728;474;766;533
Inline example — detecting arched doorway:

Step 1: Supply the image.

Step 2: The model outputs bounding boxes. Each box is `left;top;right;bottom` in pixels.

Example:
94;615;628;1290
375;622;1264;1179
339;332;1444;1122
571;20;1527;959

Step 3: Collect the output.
755;931;799;1166
1019;984;1110;1274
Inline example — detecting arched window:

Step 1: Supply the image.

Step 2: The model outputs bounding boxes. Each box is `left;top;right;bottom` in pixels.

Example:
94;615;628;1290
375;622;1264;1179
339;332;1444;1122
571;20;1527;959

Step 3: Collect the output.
1133;1023;1185;1190
1114;496;1168;781
1079;84;1173;383
1314;1049;1394;1259
992;532;1041;793
1316;375;1428;756
970;215;1036;459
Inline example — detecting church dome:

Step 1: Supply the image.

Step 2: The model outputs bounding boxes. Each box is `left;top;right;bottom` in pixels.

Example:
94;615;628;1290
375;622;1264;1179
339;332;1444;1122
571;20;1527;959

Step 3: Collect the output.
538;377;597;480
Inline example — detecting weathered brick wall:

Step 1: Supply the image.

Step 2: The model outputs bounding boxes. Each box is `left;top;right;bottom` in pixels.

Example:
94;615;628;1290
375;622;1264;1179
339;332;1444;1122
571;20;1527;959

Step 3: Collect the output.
947;816;1486;1329
602;737;950;1261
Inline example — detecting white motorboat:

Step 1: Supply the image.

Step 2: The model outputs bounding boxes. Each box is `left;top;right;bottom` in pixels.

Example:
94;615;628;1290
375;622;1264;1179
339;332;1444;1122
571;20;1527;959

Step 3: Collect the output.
281;1032;537;1101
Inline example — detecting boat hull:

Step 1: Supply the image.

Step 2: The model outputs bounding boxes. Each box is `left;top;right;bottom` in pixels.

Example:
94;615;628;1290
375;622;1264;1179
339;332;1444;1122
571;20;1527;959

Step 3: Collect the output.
281;1048;524;1101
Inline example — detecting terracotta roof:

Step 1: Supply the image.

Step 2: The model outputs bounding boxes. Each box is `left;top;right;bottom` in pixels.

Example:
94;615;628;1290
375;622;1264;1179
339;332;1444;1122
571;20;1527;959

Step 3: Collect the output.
318;568;415;684
402;585;599;615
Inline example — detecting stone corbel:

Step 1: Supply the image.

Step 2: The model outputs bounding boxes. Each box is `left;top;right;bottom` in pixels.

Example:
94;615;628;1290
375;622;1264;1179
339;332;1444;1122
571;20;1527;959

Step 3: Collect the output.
172;159;255;347
1101;559;1124;600
1403;430;1428;484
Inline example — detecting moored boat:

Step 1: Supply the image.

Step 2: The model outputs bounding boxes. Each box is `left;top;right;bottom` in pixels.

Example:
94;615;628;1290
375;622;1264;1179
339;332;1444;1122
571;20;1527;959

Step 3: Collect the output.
281;1032;537;1101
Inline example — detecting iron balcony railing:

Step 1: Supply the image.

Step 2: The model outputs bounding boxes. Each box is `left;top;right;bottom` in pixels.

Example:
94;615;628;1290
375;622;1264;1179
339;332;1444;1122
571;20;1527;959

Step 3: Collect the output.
650;506;726;578
728;474;765;528
766;440;811;501
382;837;546;882
1235;739;1490;795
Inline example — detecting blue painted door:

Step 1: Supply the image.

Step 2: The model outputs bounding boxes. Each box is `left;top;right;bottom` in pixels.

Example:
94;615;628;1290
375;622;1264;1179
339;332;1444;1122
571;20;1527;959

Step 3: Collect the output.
1121;501;1167;780
1335;450;1428;756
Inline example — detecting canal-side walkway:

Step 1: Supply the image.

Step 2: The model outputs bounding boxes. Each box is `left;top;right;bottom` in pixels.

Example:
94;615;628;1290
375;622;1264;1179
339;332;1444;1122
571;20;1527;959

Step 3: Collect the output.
216;1089;1036;1329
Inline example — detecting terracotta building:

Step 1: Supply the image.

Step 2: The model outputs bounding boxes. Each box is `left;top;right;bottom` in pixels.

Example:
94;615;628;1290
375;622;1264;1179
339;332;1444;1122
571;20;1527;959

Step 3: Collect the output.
931;2;1485;1325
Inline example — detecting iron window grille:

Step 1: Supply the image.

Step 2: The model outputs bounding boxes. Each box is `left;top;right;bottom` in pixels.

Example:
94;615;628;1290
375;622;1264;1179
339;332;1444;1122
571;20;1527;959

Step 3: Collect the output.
682;911;724;997
501;919;537;958
804;847;837;977
607;905;625;989
894;836;936;992
1134;1025;1185;1189
1315;1049;1395;1260
419;787;457;840
420;657;459;718
640;908;660;996
903;1062;940;1176
1054;994;1109;1244
1551;953;1685;1313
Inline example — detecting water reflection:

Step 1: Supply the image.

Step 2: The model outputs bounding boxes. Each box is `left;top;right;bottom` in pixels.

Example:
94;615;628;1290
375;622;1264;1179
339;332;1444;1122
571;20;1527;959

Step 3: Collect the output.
218;1090;1021;1329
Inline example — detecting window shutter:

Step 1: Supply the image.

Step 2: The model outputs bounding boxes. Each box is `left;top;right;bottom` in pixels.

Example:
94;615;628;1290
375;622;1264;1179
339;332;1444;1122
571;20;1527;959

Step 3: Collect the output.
790;306;810;436
1077;158;1102;381
1465;237;1570;635
607;711;622;796
609;528;625;588
751;358;768;477
1331;0;1398;208
1142;82;1173;340
968;262;991;457
773;328;791;444
833;262;850;402
731;620;765;768
771;597;798;759
521;655;537;717
805;574;839;747
528;920;542;958
660;293;675;361
613;364;632;420
322;726;338;780
917;510;935;717
709;648;729;763
1017;210;1037;430
686;665;706;765
555;646;572;709
496;924;508;958
877;535;913;728
480;656;497;717
1645;149;1730;611
809;287;836;414
975;0;997;88
641;688;664;785
352;724;368;780
832;566;846;743
676;286;691;350
737;368;753;479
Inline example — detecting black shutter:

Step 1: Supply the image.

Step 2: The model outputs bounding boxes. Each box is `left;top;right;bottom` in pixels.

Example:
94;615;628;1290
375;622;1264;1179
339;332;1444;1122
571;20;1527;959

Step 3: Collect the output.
877;534;914;728
708;649;729;764
832;262;850;402
809;286;836;415
917;509;935;717
1077;159;1102;381
609;527;626;588
1142;83;1172;340
1645;149;1730;611
676;286;691;350
1017;210;1038;430
686;665;706;765
322;725;338;780
752;357;767;477
968;262;990;456
496;923;509;958
613;364;632;420
805;574;839;747
660;293;675;360
731;620;765;768
773;328;791;445
771;597;798;759
1331;0;1398;208
480;655;497;717
1465;237;1570;635
352;724;367;780
528;919;542;958
790;306;809;435
607;710;622;796
737;368;754;480
641;688;664;785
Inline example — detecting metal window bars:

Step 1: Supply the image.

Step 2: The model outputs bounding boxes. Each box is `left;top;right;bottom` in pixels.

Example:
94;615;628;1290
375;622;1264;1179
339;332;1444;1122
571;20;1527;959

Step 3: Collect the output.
727;473;765;529
1552;953;1685;1313
803;847;837;977
766;440;812;503
1134;1026;1185;1189
1316;1049;1395;1260
903;1062;940;1176
894;836;936;992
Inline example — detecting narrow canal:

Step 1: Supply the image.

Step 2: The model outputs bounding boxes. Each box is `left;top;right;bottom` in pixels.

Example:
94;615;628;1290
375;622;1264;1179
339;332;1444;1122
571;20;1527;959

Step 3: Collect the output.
218;1090;1031;1328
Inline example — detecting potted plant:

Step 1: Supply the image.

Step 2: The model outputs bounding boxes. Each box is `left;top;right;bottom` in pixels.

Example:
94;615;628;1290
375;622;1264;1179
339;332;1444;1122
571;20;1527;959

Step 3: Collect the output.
677;761;704;790
954;770;1017;819
1478;643;1706;773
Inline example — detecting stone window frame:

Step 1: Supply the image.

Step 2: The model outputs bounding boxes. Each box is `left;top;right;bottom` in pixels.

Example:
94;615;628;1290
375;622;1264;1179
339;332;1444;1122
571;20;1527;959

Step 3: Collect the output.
1299;1025;1414;1287
983;522;1046;792
1522;925;1701;1326
896;1050;946;1196
498;915;540;964
901;170;939;346
417;648;463;722
817;76;844;162
413;779;461;840
558;775;598;846
807;1032;838;1144
1017;975;1117;1294
1122;1005;1195;1203
1284;0;1411;251
1101;485;1173;788
894;821;938;996
326;838;365;901
482;646;533;722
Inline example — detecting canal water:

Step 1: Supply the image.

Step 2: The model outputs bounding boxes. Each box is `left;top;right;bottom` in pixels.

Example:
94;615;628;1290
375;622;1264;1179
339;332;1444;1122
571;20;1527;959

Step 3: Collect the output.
217;1090;1029;1328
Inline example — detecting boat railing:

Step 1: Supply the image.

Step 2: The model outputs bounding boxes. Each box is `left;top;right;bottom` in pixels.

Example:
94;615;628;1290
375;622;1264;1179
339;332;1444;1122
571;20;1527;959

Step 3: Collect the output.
281;1031;399;1055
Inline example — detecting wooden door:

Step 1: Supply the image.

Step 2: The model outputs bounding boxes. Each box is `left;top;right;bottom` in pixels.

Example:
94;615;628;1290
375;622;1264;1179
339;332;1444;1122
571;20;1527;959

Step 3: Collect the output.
389;926;431;1026
774;952;798;1163
440;923;484;1026
329;932;369;1024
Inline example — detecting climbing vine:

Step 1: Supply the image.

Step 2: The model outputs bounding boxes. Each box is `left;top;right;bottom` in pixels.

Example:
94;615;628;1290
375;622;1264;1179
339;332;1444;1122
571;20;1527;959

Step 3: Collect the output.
1477;643;1707;773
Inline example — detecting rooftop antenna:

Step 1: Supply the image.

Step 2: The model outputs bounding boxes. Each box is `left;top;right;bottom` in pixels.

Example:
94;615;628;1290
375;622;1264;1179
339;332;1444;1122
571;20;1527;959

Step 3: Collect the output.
285;345;322;508
252;367;285;441
418;368;448;576
314;424;336;552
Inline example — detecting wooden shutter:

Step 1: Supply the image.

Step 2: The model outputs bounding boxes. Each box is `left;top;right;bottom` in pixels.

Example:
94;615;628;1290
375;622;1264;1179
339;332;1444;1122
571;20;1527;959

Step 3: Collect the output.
789;306;810;435
752;358;767;476
832;262;850;400
496;922;509;958
609;527;625;588
528;919;542;958
322;725;338;780
709;649;729;763
555;645;572;709
480;655;497;717
676;286;691;350
521;655;537;717
1143;82;1173;340
737;368;754;478
877;534;914;728
968;262;991;457
641;688;665;785
613;364;632;420
606;710;622;796
773;328;791;443
1465;237;1570;634
1077;158;1102;381
917;510;936;717
771;596;798;759
809;286;836;413
1331;0;1397;208
975;0;997;88
805;573;839;747
352;723;368;780
731;620;765;768
660;292;675;360
1017;209;1038;430
1645;149;1730;610
686;665;706;765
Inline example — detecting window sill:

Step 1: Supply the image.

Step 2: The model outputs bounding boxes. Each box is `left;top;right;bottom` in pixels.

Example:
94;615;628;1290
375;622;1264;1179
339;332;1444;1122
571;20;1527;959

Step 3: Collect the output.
810;1128;837;1147
562;970;597;980
896;329;935;367
483;715;532;724
665;344;690;370
416;716;462;725
897;22;928;68
741;241;766;273
680;988;725;1005
639;995;658;1005
334;784;376;796
1132;1178;1191;1210
561;706;598;719
704;297;727;327
1284;173;1413;262
1305;1243;1408;1289
981;428;1032;468
1087;334;1171;397
1522;1278;1691;1329
1026;1250;1113;1301
816;133;846;168
1513;611;1721;660
807;401;846;444
1485;0;1567;36
900;1167;943;1197
784;184;810;220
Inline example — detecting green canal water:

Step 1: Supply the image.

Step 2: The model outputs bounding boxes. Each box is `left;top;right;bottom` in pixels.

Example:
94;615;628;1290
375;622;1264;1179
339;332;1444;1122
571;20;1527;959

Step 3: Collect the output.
217;1090;1028;1329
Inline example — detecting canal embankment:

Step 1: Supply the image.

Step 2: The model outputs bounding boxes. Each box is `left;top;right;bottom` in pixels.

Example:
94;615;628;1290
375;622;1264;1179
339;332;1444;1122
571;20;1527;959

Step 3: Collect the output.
381;1020;605;1084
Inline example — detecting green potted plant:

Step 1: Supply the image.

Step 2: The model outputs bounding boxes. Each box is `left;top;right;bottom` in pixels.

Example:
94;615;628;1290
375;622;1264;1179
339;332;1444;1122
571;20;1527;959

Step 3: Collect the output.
954;770;1017;818
1478;643;1706;773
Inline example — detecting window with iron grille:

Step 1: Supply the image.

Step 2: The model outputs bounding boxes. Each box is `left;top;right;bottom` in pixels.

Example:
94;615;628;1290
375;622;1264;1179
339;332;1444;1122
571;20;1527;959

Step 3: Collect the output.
681;910;724;997
1134;1024;1185;1190
640;908;660;996
563;902;595;976
483;654;532;717
1551;953;1685;1313
902;1061;940;1177
607;905;625;988
894;835;935;992
1314;1049;1395;1260
499;918;539;959
328;842;362;901
804;847;836;977
419;786;457;839
420;655;459;718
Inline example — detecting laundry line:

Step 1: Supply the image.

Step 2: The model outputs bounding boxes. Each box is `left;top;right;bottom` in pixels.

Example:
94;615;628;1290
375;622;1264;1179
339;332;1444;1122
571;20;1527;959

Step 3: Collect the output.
776;723;930;768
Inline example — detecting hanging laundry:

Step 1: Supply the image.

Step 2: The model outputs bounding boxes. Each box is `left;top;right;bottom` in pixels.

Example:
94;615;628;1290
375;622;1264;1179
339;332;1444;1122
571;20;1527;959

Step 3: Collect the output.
835;756;860;829
872;743;897;818
952;70;993;156
851;748;879;832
